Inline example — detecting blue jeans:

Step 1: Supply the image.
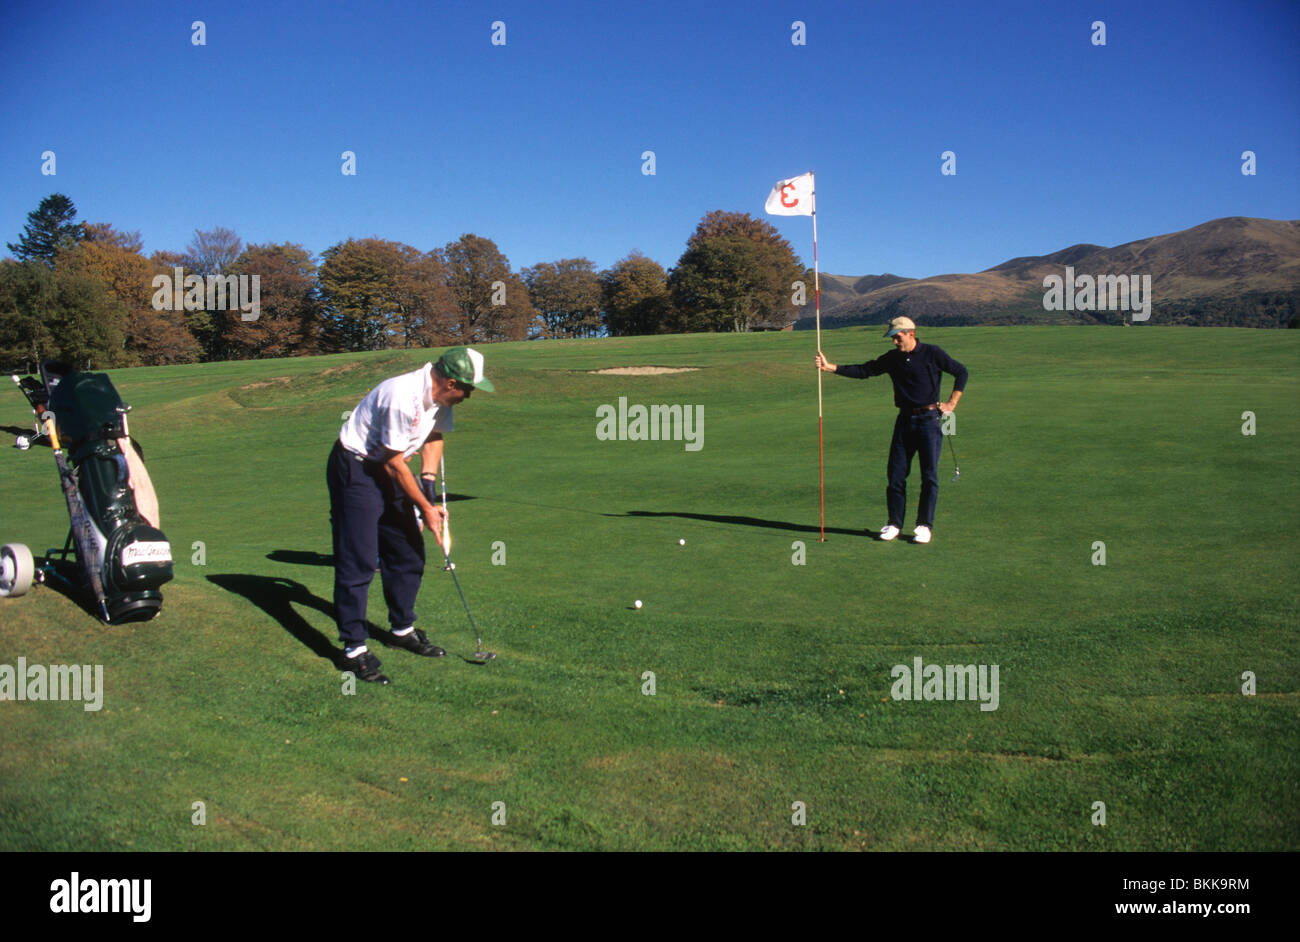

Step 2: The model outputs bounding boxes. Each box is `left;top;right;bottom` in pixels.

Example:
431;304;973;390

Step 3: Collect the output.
327;441;426;647
886;410;942;530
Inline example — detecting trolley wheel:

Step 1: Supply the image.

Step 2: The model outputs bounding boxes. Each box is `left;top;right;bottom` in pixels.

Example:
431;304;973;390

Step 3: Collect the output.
0;543;36;597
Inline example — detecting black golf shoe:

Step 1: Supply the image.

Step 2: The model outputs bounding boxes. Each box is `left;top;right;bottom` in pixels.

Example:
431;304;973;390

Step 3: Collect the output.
343;650;390;684
386;628;446;658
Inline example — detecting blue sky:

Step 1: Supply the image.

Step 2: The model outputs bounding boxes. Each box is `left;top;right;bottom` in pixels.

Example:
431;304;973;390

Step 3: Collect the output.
2;0;1297;278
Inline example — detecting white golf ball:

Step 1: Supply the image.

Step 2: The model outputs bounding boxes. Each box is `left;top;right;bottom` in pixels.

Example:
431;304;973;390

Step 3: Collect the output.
678;539;685;545
634;600;643;609
15;436;29;450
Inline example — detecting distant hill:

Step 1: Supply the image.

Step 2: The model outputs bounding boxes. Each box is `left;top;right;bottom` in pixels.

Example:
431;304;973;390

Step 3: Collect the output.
814;272;914;311
795;217;1300;329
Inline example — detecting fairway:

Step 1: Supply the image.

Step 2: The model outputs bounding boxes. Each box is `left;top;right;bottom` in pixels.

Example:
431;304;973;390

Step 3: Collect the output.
0;326;1296;851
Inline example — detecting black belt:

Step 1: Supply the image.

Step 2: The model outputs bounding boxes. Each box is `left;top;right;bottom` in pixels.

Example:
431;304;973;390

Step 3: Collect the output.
904;404;940;415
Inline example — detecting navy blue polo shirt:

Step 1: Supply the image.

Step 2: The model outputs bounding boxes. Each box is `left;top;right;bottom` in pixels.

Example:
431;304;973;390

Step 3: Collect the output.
835;342;968;410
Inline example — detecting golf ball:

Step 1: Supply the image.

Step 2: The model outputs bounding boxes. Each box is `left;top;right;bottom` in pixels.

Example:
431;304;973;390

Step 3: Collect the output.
634;600;643;609
678;539;685;545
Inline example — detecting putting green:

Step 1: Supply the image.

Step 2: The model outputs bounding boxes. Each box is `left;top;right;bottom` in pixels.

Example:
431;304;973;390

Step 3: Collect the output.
0;326;1295;850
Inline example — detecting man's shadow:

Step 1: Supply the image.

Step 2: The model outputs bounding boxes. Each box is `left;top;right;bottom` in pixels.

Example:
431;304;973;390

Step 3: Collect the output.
609;510;865;539
209;565;479;666
207;574;348;666
265;550;333;567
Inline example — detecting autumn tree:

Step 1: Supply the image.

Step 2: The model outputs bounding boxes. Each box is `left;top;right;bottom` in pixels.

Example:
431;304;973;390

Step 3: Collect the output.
223;243;321;359
7;194;86;266
52;266;132;368
523;258;602;338
686;210;787;250
0;257;130;369
183;226;243;277
397;250;456;348
318;238;454;352
0;260;55;369
668;211;804;332
68;223;201;365
442;234;534;343
179;226;243;359
601;251;672;336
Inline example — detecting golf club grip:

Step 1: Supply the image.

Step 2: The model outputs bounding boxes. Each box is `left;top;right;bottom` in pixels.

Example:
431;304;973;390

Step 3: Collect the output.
43;415;61;451
416;477;448;553
439;454;452;558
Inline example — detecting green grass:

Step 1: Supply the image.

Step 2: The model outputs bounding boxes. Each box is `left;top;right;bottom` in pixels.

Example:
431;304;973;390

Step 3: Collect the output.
0;326;1296;850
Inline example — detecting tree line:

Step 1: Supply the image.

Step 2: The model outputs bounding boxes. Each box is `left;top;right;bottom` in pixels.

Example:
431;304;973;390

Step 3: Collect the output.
0;195;809;370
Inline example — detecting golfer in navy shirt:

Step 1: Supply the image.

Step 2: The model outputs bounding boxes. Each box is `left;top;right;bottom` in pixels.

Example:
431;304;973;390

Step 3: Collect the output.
816;317;968;544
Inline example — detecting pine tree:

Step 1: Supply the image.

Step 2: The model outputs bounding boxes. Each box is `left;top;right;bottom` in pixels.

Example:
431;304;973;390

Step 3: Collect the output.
7;194;86;266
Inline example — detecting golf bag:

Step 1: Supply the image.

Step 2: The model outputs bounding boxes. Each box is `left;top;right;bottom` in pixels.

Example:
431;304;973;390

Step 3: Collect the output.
16;361;173;623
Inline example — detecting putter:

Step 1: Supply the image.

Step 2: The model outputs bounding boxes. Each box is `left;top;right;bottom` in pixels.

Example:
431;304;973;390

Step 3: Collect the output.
945;434;961;482
438;454;495;662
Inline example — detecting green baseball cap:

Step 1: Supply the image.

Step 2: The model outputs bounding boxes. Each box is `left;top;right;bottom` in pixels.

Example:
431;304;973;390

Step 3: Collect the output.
435;346;495;392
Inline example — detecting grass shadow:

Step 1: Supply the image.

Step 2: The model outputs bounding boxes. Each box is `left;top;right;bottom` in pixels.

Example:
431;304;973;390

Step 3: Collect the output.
3;425;48;447
31;554;105;621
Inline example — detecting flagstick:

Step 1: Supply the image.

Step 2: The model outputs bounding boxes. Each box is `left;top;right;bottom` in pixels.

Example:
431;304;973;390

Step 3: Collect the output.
811;173;824;542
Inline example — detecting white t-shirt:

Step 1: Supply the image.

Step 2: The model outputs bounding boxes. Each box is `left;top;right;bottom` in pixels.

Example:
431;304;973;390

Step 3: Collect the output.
338;363;453;461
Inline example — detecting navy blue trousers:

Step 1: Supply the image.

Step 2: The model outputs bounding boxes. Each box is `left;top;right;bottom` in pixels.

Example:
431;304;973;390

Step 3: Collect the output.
886;410;942;530
327;441;425;648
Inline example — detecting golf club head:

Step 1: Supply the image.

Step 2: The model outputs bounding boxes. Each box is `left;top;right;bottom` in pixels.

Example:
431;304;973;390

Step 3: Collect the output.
952;468;961;482
469;650;496;664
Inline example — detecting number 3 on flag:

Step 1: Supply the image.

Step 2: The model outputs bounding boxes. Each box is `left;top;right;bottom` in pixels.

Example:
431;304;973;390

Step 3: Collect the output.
765;172;815;216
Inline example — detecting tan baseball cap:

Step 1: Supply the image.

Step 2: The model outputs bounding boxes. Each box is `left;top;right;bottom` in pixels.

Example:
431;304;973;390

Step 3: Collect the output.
884;316;916;338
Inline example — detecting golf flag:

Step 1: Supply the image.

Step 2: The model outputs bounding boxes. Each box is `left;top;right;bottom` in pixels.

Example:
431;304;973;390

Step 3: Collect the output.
765;172;815;216
765;171;825;541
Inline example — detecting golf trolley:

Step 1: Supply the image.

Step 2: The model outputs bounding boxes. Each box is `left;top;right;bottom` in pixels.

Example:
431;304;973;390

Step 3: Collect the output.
2;362;173;623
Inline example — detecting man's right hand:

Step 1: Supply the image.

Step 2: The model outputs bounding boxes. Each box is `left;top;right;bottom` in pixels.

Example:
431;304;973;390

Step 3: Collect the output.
416;500;448;535
815;352;836;372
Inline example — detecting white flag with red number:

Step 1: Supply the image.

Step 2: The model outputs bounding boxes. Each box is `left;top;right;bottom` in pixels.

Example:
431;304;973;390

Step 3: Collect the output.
765;172;815;216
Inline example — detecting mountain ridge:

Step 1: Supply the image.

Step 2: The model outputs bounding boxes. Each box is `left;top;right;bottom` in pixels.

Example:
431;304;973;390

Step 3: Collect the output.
800;217;1300;328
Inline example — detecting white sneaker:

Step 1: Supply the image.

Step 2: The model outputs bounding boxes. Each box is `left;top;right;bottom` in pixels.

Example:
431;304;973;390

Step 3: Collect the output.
879;525;900;541
913;525;932;544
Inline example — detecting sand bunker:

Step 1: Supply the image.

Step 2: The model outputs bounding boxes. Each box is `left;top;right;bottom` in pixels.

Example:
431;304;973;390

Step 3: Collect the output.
591;366;699;375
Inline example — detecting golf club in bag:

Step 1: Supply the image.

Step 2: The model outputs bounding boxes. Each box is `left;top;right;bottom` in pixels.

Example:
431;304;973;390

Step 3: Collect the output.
4;362;173;622
419;454;494;662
